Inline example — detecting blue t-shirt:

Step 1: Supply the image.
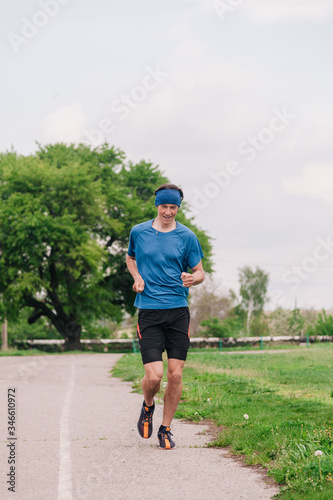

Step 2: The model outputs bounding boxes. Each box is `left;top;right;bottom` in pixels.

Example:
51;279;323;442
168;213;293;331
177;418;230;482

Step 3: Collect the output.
127;219;204;309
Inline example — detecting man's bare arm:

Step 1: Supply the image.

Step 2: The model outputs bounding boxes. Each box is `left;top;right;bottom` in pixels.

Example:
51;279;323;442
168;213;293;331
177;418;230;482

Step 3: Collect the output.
126;254;145;293
180;261;205;288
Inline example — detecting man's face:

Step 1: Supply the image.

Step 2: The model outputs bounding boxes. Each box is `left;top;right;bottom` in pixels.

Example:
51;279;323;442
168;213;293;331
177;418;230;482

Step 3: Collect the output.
157;204;179;224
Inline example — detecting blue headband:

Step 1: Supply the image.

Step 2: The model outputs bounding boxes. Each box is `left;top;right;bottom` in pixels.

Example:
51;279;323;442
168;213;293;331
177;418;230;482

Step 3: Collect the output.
155;189;182;207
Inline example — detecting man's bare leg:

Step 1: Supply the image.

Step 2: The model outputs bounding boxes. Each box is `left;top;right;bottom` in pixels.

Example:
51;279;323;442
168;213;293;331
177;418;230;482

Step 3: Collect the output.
162;358;185;427
141;361;163;406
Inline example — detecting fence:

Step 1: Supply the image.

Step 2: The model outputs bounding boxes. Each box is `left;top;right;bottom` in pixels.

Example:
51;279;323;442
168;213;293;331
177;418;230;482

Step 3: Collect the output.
11;335;333;353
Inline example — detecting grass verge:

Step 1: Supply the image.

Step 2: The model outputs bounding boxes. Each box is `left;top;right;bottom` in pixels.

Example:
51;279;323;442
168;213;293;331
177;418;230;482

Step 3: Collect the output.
0;348;93;356
0;348;51;356
113;345;333;499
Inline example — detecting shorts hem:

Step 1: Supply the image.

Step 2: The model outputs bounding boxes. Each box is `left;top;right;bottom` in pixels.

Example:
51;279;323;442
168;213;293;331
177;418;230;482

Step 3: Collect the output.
166;348;188;362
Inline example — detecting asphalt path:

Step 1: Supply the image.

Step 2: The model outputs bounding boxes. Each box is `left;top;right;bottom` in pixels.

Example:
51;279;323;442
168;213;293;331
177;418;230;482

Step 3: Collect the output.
0;354;279;499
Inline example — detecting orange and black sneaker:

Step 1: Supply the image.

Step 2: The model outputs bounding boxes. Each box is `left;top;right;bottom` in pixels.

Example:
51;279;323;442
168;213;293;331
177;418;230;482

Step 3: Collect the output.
157;425;175;449
137;401;155;439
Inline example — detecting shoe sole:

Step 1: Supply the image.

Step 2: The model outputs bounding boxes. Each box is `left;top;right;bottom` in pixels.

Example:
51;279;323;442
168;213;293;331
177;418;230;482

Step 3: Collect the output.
157;435;175;449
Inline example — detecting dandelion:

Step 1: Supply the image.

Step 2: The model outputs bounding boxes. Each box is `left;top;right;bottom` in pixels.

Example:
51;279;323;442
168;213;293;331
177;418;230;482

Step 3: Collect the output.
243;414;249;420
315;450;323;483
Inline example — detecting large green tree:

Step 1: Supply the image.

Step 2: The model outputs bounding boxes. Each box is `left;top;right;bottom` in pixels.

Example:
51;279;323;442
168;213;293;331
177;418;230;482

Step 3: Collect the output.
0;143;212;349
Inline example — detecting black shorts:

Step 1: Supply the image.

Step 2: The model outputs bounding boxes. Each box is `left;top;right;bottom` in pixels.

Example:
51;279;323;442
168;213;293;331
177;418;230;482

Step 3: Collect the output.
137;307;190;365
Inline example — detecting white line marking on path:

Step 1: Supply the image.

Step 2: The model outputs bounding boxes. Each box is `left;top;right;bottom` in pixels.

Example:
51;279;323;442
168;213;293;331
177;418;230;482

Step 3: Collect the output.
57;363;75;500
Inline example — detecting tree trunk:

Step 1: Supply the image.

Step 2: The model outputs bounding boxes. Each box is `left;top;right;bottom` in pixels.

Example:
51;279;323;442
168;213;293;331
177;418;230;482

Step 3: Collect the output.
64;322;82;351
25;296;82;351
64;335;82;351
246;298;254;336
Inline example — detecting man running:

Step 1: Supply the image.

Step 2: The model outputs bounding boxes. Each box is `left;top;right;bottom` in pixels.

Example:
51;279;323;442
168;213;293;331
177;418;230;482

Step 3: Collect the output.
126;183;205;449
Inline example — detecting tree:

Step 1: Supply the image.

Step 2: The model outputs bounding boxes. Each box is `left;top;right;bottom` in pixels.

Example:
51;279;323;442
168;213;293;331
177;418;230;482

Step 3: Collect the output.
0;143;213;349
238;266;269;335
288;304;305;335
188;277;234;335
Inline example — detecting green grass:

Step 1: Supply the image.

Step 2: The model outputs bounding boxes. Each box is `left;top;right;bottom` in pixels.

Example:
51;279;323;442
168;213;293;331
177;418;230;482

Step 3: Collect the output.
0;348;52;356
113;345;333;499
189;344;305;352
0;348;91;356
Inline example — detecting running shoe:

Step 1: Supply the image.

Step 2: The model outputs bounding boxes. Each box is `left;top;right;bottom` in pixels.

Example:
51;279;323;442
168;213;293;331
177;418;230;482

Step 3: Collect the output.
137;401;155;439
157;425;175;449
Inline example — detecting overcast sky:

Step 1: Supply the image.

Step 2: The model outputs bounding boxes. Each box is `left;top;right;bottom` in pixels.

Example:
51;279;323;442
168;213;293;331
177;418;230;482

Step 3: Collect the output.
1;0;333;310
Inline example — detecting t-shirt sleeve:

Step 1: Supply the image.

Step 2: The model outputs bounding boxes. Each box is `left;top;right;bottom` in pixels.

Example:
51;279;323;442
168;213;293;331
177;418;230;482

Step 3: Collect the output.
127;228;136;257
186;233;204;269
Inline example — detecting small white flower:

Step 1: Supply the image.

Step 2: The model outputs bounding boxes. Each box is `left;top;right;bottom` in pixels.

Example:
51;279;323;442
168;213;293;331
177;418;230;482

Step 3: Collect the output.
207;398;211;402
243;414;249;420
195;412;198;415
315;450;323;457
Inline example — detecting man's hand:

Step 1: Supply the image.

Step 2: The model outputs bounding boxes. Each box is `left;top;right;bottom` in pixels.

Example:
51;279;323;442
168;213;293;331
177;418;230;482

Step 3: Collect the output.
181;272;194;288
133;277;145;293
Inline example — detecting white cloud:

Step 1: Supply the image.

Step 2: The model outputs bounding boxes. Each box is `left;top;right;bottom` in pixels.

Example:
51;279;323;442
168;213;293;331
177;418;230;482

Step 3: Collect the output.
109;40;269;151
283;164;333;202
179;0;333;22
42;101;87;144
248;0;333;22
300;106;333;152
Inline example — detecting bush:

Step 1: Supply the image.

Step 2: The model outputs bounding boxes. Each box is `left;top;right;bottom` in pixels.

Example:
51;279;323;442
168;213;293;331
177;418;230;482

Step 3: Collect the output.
266;308;290;336
7;309;55;344
250;314;269;336
307;310;333;336
200;316;244;337
289;307;305;334
188;278;235;335
267;307;317;337
81;324;115;339
5;308;117;345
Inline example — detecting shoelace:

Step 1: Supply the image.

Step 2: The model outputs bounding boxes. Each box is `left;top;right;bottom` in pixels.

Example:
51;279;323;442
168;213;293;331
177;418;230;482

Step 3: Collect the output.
144;407;153;423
